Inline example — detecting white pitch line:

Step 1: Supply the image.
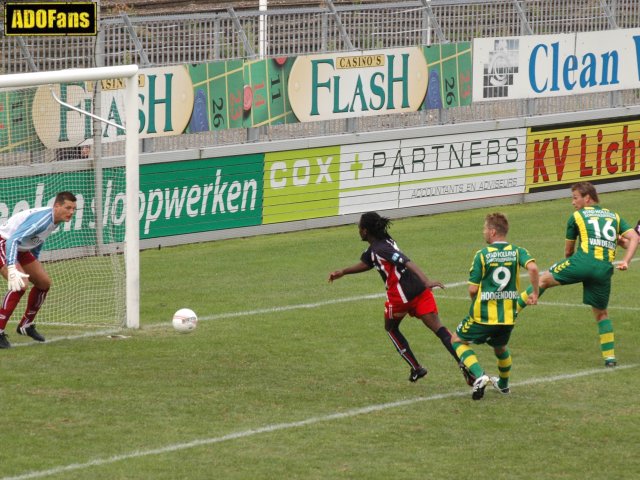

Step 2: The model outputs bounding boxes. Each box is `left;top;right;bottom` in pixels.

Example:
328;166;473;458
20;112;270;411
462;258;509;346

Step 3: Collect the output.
3;363;636;480
199;280;470;322
201;292;385;320
14;255;640;345
11;329;126;348
436;295;640;311
12;270;637;348
197;256;639;322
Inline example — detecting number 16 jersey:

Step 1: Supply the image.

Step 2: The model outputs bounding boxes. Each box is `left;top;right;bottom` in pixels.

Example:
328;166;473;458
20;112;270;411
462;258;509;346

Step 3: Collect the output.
567;205;633;263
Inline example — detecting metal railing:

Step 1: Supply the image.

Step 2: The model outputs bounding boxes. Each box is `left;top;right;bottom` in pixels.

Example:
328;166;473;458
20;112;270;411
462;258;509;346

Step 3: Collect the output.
2;0;639;152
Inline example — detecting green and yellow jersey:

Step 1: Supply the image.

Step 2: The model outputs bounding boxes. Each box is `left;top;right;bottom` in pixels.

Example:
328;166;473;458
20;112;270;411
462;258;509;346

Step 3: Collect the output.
468;242;535;325
567;206;634;262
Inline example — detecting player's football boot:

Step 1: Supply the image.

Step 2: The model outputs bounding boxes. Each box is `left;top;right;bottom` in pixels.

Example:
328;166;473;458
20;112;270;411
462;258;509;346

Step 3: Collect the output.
604;357;617;368
459;361;477;386
471;374;490;400
0;332;11;349
409;366;428;382
490;376;510;395
17;324;45;342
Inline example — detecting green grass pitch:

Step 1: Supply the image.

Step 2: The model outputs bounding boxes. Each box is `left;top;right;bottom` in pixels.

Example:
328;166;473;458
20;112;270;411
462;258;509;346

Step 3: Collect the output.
2;189;639;479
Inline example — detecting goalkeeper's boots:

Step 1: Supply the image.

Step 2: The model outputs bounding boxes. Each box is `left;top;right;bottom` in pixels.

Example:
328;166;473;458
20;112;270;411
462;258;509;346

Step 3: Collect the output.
0;332;11;349
490;376;510;395
17;324;45;342
471;374;490;400
604;357;617;368
409;366;428;383
459;361;477;386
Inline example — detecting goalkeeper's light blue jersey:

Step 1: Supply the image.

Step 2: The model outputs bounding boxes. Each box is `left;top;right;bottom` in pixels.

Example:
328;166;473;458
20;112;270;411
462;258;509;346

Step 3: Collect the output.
0;207;57;265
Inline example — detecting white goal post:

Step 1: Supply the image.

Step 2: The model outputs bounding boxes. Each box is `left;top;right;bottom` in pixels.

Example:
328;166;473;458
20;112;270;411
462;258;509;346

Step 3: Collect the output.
0;65;140;329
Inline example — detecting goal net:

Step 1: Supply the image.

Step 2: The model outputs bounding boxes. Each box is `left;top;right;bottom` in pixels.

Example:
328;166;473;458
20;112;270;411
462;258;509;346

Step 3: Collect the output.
0;66;139;329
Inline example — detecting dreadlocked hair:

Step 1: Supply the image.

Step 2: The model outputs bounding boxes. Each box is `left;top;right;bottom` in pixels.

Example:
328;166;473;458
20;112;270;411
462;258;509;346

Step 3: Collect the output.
360;211;392;239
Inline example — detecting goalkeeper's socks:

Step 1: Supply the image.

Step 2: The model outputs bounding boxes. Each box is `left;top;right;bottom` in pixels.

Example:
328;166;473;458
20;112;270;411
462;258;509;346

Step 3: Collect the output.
597;319;615;361
495;348;512;388
435;326;460;362
516;285;546;313
453;342;484;380
20;287;49;325
0;289;26;329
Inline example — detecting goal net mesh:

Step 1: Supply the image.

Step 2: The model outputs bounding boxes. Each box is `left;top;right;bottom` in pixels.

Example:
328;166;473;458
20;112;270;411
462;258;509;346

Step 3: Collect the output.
0;77;130;327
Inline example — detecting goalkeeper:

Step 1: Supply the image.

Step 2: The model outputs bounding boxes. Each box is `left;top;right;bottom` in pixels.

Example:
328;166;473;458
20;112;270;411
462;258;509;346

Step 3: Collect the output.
0;192;77;348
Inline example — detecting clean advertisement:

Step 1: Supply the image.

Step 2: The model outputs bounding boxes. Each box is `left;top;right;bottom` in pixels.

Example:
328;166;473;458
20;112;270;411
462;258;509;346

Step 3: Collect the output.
526;118;640;192
473;28;640;101
338;129;526;214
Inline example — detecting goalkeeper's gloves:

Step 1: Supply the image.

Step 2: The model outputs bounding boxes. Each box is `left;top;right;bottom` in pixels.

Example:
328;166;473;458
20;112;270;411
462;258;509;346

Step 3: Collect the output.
7;265;29;292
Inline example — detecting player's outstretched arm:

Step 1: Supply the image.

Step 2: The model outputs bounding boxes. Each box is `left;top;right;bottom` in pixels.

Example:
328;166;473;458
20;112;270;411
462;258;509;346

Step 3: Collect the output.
617;236;630;249
328;261;370;282
616;230;639;270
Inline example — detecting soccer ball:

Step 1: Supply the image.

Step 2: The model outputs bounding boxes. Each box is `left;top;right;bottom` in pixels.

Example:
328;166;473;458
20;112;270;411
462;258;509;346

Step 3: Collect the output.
172;308;198;333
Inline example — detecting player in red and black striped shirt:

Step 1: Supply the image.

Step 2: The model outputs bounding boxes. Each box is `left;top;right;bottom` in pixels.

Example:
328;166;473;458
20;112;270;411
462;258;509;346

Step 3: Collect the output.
329;212;470;384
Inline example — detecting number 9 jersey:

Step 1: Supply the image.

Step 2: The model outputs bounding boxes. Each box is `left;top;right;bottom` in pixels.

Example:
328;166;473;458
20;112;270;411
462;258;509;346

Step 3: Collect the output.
467;242;535;325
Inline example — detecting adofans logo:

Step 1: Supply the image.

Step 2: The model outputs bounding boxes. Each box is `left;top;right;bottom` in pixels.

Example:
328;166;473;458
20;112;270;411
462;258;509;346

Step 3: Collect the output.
4;2;97;36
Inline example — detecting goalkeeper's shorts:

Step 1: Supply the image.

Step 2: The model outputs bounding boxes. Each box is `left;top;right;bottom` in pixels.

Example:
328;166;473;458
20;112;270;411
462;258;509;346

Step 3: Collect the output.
0;238;37;269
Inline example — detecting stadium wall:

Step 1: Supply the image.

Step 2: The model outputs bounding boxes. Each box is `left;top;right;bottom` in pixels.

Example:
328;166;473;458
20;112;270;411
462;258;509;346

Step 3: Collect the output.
5;101;638;260
132;104;640;249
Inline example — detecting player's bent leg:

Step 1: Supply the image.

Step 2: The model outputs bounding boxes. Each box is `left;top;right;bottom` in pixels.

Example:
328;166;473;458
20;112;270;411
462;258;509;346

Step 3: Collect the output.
17;262;50;343
420;313;460;363
451;336;484;385
539;270;562;289
16;287;48;342
418;311;443;332
453;342;484;381
0;289;28;349
516;270;558;313
0;290;26;326
21;260;51;290
517;285;546;312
